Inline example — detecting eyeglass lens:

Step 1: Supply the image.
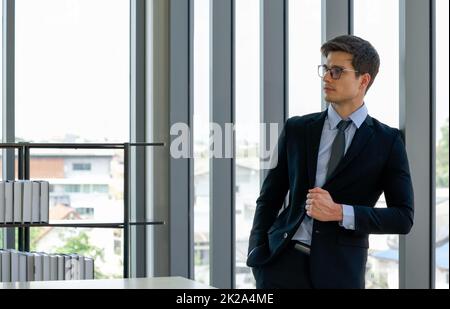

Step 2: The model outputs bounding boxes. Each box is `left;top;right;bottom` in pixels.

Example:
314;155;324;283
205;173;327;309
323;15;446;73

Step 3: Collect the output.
319;65;342;79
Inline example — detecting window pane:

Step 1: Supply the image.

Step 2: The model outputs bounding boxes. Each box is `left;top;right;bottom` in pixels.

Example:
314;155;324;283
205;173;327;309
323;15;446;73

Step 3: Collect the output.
30;227;123;279
353;0;399;128
435;0;449;290
353;0;400;289
28;147;124;278
288;0;322;117
15;0;129;279
193;0;211;285
235;0;260;289
15;0;129;143
28;148;124;223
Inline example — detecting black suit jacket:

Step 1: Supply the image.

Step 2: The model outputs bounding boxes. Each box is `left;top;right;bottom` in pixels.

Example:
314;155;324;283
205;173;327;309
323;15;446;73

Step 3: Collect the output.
246;110;414;289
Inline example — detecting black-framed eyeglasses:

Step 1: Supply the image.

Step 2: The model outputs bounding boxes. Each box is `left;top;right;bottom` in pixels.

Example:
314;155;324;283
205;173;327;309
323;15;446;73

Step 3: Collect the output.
317;64;359;80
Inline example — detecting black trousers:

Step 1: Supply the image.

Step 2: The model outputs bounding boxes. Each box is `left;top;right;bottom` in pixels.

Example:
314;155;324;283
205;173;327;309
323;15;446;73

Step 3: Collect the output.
252;241;313;289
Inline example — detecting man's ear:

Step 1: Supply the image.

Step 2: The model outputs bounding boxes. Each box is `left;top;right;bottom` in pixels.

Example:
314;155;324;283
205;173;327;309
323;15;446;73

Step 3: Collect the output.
360;73;371;90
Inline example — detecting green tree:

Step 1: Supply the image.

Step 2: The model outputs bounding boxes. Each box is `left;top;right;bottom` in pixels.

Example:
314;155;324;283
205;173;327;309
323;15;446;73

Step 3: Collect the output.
437;118;449;188
54;231;106;279
30;228;41;251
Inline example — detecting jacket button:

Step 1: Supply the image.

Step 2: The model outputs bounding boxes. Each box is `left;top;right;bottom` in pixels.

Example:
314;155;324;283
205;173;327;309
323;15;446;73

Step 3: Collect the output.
283;232;288;239
315;230;320;234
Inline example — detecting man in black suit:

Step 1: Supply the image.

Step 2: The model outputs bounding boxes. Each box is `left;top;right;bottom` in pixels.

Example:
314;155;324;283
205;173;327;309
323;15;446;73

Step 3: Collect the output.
246;35;414;289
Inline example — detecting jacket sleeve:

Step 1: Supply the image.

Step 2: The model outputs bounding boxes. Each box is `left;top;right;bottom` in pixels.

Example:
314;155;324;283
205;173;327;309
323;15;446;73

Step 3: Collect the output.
248;119;290;254
353;131;414;234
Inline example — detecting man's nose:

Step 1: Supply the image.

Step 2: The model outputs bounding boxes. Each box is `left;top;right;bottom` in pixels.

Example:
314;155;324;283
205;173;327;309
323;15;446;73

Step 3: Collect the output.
322;72;333;83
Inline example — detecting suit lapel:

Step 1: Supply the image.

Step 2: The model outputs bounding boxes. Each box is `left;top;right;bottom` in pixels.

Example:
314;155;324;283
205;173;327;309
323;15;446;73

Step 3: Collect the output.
306;111;327;188
325;115;375;184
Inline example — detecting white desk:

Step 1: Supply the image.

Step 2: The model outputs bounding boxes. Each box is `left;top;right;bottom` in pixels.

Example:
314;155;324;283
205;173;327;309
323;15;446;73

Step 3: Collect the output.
0;276;215;289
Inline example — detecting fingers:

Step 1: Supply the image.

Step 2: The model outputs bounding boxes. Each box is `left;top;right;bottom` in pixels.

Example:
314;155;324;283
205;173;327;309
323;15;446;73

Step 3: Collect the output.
308;188;333;202
306;192;318;212
307;192;325;199
306;188;332;217
307;193;327;202
306;198;319;207
309;187;327;194
308;187;330;196
305;202;319;217
305;199;311;216
305;204;312;217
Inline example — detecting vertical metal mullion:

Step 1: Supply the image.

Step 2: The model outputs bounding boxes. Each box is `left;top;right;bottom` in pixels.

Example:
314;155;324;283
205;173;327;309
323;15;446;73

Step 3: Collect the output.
261;0;287;185
210;0;234;289
23;146;30;252
348;0;354;35
231;0;236;288
169;0;192;278
130;0;147;278
323;0;351;40
123;143;130;278
429;0;436;289
399;0;406;135
2;0;16;250
188;0;194;280
16;146;30;252
401;0;433;289
398;0;408;289
146;0;170;277
17;147;24;251
322;0;351;112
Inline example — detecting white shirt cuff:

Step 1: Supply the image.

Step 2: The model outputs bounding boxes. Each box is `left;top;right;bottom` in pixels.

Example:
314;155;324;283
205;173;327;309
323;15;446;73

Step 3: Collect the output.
339;204;355;230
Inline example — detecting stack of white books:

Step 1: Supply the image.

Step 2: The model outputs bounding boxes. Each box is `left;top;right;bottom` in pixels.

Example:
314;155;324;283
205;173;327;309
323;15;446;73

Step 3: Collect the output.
0;249;94;282
0;180;49;224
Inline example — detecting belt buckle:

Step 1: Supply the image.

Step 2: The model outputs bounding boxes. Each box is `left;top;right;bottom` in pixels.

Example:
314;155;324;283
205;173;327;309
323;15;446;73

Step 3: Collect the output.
294;242;311;255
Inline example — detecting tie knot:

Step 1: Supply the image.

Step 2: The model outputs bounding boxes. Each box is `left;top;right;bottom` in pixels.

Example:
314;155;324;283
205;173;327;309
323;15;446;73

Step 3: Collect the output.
337;120;352;132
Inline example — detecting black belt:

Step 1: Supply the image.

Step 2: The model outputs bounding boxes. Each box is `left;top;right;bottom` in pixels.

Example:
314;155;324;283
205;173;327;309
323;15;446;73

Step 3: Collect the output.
292;240;311;255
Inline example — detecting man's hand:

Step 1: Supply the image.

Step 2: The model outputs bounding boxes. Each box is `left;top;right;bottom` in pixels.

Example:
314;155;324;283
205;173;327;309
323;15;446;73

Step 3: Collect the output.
305;187;343;222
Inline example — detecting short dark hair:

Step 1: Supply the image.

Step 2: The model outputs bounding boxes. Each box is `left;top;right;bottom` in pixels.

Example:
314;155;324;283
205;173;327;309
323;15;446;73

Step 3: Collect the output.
321;35;380;93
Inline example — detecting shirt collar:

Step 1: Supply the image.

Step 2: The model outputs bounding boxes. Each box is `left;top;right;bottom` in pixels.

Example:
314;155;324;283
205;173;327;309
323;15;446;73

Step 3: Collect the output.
327;103;368;129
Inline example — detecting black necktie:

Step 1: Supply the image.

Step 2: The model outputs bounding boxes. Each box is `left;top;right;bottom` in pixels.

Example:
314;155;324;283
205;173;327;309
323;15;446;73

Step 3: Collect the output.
326;120;352;180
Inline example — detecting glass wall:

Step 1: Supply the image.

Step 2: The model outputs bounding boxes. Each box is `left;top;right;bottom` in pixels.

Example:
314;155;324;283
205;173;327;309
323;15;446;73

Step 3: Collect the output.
14;0;129;278
353;0;400;288
435;0;449;290
234;0;261;289
288;0;322;117
193;0;211;285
